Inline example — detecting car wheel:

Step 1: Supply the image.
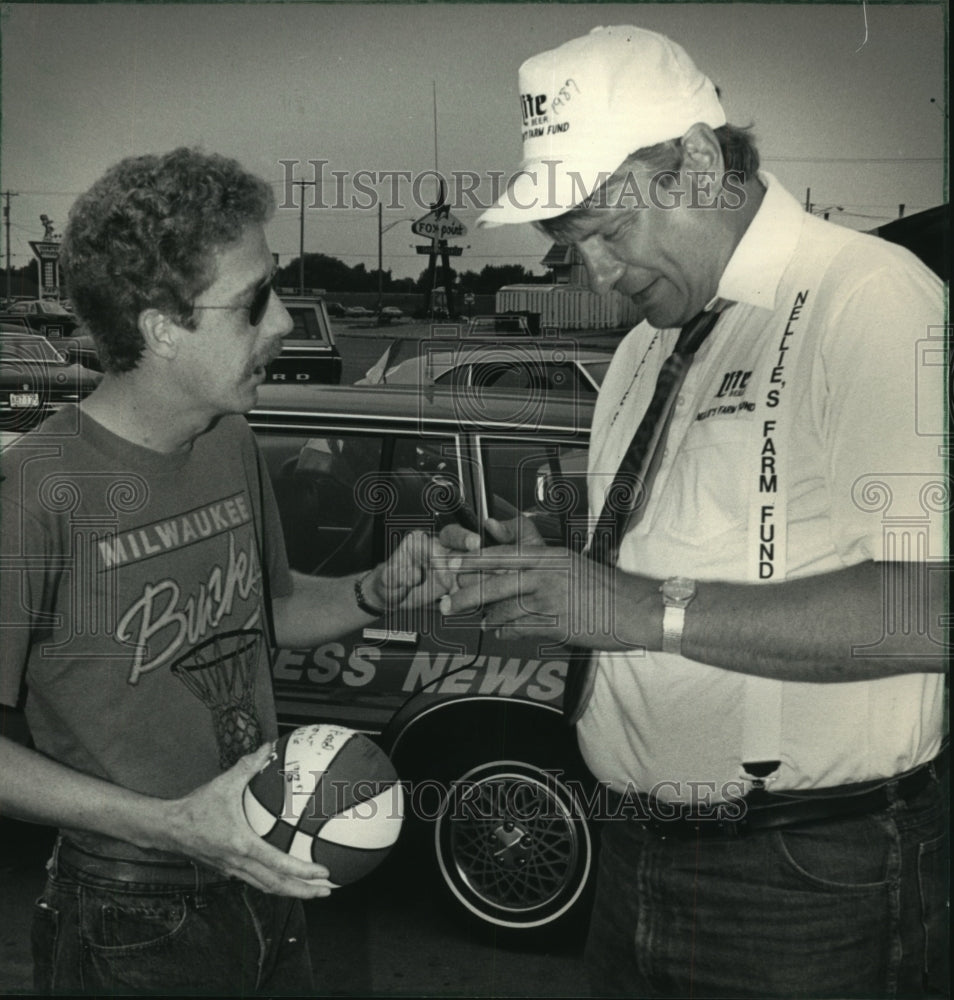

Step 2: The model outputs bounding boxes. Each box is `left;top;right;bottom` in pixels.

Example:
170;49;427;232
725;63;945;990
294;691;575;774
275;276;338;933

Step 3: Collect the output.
434;760;593;930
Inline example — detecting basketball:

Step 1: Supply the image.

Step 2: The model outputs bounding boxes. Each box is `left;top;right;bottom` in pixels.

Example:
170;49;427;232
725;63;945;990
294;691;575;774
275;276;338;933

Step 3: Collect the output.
242;724;404;886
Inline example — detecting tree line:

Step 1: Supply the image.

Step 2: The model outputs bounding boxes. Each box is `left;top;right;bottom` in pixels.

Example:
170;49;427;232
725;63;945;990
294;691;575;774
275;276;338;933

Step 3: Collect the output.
1;255;550;304
276;254;550;295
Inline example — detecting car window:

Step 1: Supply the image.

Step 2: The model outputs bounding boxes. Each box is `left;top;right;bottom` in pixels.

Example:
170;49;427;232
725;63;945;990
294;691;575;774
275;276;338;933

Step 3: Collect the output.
286;309;313;340
478;436;589;548
579;360;611;388
257;429;464;577
543;363;590;393
468;360;594;394
40;301;71;315
438;366;470;388
469;361;537;391
0;334;66;364
467;316;528;335
283;305;325;342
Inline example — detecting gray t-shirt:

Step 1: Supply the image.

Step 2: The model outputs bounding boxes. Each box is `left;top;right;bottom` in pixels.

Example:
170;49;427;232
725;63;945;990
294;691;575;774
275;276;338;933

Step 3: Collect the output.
1;406;292;804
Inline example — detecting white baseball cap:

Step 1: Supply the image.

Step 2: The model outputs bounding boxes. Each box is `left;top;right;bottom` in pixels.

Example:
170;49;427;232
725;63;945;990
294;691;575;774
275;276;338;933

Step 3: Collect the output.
478;25;726;228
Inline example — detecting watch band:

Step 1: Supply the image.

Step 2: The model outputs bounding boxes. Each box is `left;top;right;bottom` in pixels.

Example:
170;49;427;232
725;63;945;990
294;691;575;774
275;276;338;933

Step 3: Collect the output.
660;577;697;656
661;605;688;655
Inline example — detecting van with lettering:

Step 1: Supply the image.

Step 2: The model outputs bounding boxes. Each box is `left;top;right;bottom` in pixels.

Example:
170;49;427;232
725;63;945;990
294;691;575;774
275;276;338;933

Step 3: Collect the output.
250;382;595;932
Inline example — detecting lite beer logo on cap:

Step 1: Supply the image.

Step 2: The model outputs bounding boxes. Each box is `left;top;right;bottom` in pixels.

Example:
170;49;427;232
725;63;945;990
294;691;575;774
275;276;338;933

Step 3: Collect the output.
519;87;575;142
520;92;547;124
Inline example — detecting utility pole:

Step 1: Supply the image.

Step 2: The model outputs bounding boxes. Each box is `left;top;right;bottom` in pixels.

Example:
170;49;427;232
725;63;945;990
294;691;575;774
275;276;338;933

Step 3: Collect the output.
291;180;317;296
432;80;439;180
2;191;19;305
805;188;811;213
377;203;383;311
378;214;415;312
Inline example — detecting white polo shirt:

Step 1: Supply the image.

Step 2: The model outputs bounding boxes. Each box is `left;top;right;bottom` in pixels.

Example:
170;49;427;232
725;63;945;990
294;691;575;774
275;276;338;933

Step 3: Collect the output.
578;175;947;799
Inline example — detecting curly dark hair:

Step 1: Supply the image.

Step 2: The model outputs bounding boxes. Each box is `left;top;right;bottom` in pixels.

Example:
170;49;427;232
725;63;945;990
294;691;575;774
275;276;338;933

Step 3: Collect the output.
59;147;275;373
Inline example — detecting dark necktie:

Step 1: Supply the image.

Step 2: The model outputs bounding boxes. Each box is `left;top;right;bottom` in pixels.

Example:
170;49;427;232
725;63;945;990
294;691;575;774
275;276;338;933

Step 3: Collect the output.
564;306;728;723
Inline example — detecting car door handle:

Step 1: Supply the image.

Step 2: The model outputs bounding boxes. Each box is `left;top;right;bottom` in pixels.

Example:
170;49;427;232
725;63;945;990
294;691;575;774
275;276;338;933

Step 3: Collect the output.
361;627;419;644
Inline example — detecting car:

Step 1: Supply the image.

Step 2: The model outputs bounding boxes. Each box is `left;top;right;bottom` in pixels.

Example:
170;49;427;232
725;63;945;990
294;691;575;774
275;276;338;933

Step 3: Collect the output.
464;313;539;337
0;316;31;334
0;330;101;430
343;305;375;318
356;341;612;398
375;305;404;325
0;299;79;341
249;382;596;932
269;296;342;385
324;301;347;317
3;299;70;315
58;330;103;372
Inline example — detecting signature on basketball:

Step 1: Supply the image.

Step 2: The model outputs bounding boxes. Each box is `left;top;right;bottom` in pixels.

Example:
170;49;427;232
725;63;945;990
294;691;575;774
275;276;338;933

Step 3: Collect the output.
320;727;349;752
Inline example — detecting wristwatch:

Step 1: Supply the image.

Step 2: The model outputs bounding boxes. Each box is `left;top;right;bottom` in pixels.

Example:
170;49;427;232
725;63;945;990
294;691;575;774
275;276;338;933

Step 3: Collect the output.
660;577;697;655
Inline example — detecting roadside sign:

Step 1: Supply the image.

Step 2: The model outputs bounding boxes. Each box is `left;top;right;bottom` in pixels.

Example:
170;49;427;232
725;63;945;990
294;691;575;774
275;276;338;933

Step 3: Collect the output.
416;244;462;256
29;241;61;260
411;211;467;241
29;243;62;299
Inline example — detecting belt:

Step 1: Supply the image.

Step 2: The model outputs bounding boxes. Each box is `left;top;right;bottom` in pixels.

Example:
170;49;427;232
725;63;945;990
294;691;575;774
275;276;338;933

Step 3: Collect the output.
54;837;233;889
608;753;944;840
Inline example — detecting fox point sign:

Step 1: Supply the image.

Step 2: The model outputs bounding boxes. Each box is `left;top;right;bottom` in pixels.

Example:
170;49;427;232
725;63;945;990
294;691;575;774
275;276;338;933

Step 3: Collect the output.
411;209;467;242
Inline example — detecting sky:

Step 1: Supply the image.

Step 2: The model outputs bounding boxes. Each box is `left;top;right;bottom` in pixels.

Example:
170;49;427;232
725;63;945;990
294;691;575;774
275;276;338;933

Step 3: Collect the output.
0;1;948;283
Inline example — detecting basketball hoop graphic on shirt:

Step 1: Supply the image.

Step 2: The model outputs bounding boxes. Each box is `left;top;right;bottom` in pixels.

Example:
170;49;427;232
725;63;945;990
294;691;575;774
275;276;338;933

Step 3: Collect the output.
171;629;264;769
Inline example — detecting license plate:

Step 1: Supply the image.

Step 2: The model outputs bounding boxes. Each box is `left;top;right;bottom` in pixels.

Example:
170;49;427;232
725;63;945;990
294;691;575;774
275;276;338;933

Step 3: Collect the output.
10;392;41;408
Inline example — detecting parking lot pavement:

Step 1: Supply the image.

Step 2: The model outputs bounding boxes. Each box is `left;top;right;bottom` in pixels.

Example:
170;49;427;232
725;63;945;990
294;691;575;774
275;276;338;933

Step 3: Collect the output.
0;866;43;993
307;837;591;997
0;821;53;995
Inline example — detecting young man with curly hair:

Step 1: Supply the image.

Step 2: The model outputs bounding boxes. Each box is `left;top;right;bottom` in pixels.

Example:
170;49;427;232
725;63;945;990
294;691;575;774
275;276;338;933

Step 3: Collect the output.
0;147;452;993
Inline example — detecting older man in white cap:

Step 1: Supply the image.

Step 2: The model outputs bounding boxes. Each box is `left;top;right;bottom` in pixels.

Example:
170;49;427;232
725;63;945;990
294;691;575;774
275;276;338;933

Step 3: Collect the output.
442;25;948;998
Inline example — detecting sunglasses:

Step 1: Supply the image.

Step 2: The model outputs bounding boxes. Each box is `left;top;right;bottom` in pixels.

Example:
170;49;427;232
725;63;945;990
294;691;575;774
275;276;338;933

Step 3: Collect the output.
192;269;276;327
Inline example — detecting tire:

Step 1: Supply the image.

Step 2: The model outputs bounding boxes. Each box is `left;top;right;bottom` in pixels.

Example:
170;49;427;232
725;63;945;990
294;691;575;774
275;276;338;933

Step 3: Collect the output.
434;760;593;930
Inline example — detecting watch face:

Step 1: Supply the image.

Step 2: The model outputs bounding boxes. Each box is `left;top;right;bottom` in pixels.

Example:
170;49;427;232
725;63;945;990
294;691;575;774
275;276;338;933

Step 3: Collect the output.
664;577;696;602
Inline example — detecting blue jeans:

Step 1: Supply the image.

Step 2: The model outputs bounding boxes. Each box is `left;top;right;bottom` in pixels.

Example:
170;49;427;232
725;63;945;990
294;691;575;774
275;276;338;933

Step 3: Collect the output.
31;840;314;994
585;774;948;998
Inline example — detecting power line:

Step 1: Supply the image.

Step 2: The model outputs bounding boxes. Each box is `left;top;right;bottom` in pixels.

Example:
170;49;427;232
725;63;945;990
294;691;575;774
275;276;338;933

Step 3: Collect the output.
763;155;943;164
10;150;946;203
838;211;899;220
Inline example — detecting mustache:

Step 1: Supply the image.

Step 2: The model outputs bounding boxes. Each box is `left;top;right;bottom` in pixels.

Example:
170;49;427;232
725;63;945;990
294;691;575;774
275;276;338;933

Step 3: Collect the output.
244;341;284;378
256;341;285;369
